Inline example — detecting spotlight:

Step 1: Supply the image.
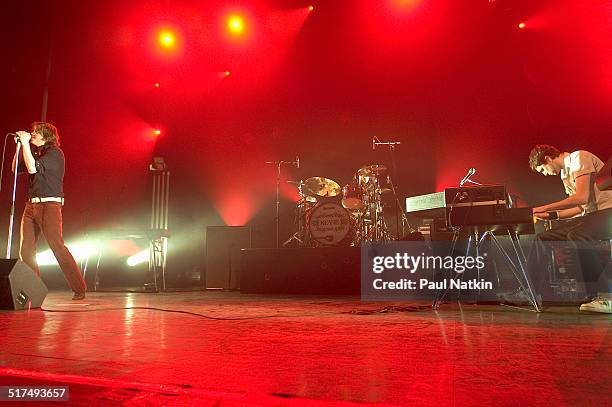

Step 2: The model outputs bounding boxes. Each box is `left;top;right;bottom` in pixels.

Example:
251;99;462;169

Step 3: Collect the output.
158;31;175;48
225;71;231;76
153;129;161;136
127;249;149;267
227;15;245;34
308;5;314;11
154;82;160;88
37;241;98;267
518;22;526;29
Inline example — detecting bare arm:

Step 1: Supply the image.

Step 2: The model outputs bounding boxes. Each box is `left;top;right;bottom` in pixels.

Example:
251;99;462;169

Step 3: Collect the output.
533;174;591;213
534;206;583;221
15;131;36;174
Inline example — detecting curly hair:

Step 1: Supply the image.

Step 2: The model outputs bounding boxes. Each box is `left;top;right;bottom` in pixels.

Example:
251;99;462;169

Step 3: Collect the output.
528;144;560;172
31;122;60;147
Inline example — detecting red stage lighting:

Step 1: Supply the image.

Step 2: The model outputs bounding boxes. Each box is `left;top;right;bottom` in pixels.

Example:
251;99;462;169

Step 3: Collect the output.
154;82;160;88
227;15;245;34
158;31;176;47
308;5;314;12
518;22;526;29
225;71;231;77
392;0;421;9
153;129;161;136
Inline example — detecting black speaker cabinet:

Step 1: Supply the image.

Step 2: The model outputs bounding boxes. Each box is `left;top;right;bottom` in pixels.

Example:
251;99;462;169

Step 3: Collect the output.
0;259;48;310
205;226;251;289
240;247;361;295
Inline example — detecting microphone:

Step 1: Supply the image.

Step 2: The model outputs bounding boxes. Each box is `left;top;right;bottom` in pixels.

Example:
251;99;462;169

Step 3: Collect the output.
295;156;300;169
459;167;476;186
8;132;28;143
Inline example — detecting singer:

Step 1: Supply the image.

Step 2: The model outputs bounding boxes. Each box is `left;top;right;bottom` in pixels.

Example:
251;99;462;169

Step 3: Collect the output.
520;145;612;313
12;122;87;300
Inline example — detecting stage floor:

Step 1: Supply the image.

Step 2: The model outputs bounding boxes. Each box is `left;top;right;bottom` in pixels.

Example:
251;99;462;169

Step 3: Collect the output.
0;291;610;406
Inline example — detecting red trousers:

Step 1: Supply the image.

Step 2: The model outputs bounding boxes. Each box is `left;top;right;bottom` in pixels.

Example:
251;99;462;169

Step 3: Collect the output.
19;202;86;294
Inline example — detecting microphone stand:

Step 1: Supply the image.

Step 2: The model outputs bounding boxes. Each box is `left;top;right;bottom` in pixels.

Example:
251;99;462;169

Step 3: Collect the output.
374;138;409;239
6;141;21;258
462;178;483;186
265;159;298;248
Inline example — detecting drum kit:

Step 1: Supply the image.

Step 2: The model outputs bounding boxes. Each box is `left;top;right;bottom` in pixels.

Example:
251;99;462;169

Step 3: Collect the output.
283;164;400;247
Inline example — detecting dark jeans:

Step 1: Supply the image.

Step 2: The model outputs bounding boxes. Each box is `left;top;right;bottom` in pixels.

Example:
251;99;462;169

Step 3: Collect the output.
528;208;612;299
19;202;87;294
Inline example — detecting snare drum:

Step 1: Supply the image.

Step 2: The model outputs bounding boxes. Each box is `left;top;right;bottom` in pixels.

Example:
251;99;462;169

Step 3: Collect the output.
341;182;364;211
308;202;353;246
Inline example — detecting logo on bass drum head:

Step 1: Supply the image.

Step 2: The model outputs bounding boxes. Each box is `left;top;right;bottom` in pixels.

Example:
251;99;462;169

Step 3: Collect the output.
308;202;351;245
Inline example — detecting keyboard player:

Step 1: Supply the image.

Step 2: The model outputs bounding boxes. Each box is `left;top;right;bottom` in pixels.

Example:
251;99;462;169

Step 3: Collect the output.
527;145;612;313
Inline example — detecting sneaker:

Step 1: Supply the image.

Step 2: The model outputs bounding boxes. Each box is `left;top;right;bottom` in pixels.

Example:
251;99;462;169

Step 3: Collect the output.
579;297;612;313
72;292;86;301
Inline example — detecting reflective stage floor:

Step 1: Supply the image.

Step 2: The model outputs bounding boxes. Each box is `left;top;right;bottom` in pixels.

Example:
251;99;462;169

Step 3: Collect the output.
0;291;610;406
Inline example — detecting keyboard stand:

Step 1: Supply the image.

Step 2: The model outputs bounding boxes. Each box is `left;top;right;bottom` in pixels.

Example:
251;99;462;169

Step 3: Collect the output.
432;225;541;313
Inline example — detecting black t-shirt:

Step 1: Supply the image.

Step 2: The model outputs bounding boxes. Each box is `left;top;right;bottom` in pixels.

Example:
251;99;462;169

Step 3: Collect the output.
18;145;65;198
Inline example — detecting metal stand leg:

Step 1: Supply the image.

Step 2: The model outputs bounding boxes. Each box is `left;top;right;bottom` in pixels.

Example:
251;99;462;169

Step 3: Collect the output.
507;230;541;312
149;237;168;291
432;227;541;313
149;163;170;292
6;142;21;259
93;246;102;292
432;228;462;309
479;230;540;312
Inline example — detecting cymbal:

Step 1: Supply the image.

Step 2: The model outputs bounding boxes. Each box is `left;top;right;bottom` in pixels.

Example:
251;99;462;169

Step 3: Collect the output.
302;177;341;197
357;164;387;177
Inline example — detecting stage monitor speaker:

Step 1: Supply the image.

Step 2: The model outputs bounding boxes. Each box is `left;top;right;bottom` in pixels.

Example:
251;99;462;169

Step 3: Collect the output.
205;226;251;289
0;259;48;310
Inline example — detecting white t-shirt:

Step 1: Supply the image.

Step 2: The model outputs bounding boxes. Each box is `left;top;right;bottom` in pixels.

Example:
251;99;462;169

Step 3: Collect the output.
560;150;612;214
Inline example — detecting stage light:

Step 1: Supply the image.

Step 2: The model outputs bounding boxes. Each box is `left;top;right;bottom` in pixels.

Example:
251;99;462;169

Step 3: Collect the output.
518;22;526;29
308;5;314;12
392;0;421;9
225;71;231;76
227;15;245;34
158;31;176;48
153;129;161;136
154;82;160;88
127;249;149;267
37;241;98;267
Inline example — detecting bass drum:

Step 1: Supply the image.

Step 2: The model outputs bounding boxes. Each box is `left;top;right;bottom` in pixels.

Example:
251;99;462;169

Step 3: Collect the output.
307;202;354;246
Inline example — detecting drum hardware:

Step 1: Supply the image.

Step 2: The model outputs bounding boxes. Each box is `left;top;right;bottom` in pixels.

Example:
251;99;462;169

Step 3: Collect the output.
265;157;299;248
283;181;317;247
372;136;401;151
357;164;388;177
354;163;394;242
284;177;344;247
341;177;364;211
371;136;413;239
279;133;416;246
301;176;341;198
